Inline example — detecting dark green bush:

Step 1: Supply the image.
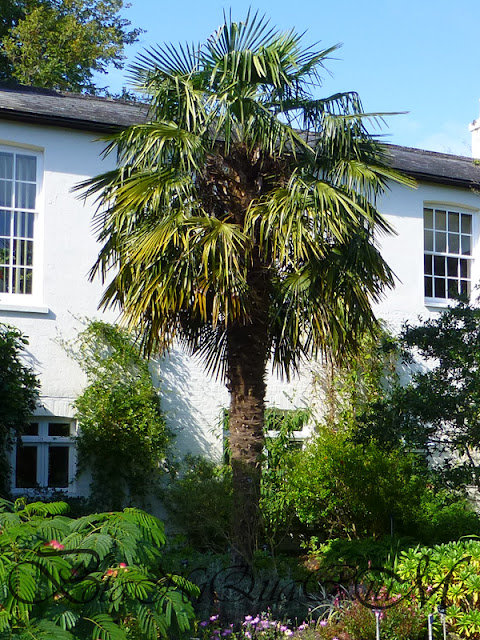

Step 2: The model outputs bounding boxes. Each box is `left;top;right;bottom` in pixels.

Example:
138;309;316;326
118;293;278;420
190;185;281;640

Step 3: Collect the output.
287;429;427;540
162;455;233;552
413;488;480;544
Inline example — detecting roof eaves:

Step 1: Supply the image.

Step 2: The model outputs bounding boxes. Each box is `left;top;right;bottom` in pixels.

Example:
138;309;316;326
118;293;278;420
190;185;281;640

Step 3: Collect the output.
0;107;127;133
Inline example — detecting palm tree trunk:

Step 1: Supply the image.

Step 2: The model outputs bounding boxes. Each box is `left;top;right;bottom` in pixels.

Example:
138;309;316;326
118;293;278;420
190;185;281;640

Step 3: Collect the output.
226;315;269;565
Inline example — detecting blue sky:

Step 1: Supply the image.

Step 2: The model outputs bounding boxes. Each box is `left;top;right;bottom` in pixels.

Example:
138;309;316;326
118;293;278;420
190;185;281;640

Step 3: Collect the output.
101;0;479;156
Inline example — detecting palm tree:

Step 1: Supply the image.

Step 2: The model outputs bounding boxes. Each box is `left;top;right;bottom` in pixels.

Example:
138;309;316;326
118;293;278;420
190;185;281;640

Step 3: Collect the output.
80;11;411;562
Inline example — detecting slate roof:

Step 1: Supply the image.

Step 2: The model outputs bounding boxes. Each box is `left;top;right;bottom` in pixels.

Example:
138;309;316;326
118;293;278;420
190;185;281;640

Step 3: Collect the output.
1;84;479;188
0;84;148;133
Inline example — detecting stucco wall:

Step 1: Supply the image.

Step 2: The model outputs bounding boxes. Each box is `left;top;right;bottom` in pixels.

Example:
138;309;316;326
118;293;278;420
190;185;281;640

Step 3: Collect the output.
1;119;479;489
375;180;480;329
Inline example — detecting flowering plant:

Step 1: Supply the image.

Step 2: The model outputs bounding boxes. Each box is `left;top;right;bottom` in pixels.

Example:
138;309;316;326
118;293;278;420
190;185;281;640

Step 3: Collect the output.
197;611;311;640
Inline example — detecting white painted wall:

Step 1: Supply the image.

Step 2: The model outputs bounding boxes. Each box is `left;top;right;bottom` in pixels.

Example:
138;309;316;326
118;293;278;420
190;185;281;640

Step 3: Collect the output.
1;119;480;493
375;180;480;330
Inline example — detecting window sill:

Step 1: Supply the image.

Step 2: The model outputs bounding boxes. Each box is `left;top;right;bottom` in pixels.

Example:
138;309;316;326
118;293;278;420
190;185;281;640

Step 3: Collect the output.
0;302;49;314
424;299;462;310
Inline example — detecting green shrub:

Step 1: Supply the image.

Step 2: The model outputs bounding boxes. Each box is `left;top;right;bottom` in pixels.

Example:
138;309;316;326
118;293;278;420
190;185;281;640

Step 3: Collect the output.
287;429;427;539
68;321;170;510
162;455;233;552
413;488;480;544
0;498;197;639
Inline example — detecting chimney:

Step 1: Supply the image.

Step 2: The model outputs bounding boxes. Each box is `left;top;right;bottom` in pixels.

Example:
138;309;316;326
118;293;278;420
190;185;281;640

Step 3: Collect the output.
469;102;480;158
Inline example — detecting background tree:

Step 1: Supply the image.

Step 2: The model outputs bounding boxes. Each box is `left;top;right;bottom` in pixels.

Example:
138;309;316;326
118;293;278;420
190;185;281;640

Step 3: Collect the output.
80;12;411;562
0;324;39;496
0;0;140;93
357;300;480;490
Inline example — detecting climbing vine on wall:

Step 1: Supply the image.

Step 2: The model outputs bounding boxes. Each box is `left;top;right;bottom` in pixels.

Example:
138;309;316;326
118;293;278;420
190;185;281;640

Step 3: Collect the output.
68;321;170;510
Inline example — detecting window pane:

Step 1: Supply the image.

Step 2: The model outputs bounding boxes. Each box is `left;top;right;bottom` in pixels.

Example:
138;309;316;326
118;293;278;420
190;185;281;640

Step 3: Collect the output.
0;180;12;208
460;259;469;278
25;423;39;436
447;279;458;298
48;423;71;437
48;446;69;488
12;267;32;294
425;276;433;297
434;255;445;276
424;208;434;229
16;445;37;488
461;214;472;234
15;183;35;209
0;153;13;179
461;235;471;255
14;212;34;239
434;278;446;298
0;210;10;237
436;210;447;230
435;231;447;252
12;239;33;267
461;280;469;295
424;230;433;251
16;155;36;182
0;238;9;265
424;254;432;275
448;212;459;232
447;257;458;277
0;266;8;292
448;233;459;254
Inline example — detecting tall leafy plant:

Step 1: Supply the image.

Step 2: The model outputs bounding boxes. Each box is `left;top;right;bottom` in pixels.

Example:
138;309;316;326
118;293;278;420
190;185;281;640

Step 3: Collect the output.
69;321;169;510
0;498;197;640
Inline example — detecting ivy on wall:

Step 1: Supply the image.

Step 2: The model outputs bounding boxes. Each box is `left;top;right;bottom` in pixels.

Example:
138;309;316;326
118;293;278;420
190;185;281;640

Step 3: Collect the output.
68;321;170;510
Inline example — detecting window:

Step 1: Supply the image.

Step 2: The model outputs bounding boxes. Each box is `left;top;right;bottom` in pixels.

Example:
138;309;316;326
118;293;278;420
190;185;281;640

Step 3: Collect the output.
424;206;473;300
13;420;76;492
0;149;38;295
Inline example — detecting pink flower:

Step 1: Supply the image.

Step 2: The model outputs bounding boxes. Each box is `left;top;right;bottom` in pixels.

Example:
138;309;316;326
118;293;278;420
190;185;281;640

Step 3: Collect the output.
320;620;328;627
48;539;65;550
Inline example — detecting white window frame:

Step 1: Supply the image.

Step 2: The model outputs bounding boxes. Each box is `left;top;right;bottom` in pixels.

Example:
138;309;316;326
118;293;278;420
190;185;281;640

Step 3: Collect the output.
12;419;77;495
424;203;476;304
0;143;45;312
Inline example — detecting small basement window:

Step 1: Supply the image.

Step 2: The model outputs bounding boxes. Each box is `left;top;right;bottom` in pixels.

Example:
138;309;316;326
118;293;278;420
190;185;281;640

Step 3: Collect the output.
13;420;76;493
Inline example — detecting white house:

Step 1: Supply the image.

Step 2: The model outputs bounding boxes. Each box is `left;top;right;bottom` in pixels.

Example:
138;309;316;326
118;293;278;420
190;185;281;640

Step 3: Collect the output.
1;84;479;497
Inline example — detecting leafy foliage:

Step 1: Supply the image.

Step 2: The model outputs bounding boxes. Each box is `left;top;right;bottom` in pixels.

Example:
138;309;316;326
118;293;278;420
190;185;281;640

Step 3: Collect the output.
356;300;480;489
391;539;480;638
287;429;427;540
260;408;310;550
0;498;198;639
0;324;39;496
162;455;233;553
163;408;310;553
68;320;170;510
0;0;140;93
